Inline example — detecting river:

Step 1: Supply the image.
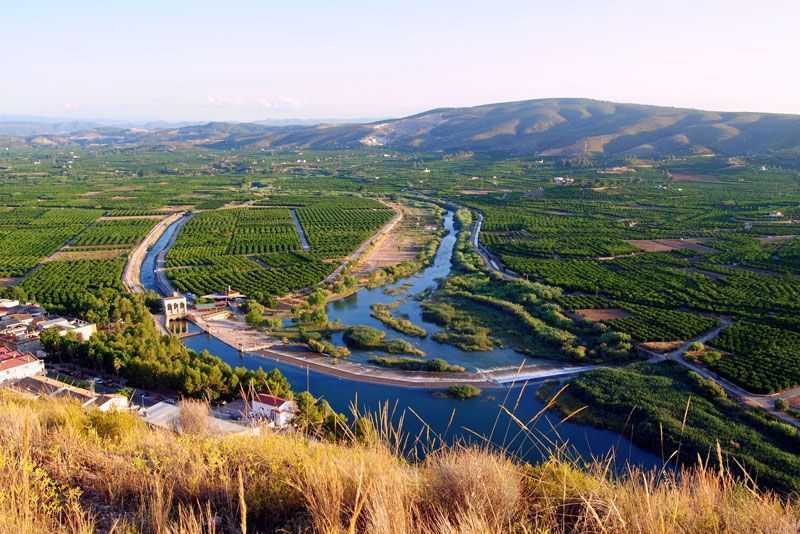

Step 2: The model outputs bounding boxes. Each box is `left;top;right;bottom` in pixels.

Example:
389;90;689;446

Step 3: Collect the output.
326;211;555;371
145;211;663;469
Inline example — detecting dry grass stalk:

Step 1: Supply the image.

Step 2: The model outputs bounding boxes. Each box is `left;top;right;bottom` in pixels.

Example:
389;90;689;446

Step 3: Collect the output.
0;390;797;532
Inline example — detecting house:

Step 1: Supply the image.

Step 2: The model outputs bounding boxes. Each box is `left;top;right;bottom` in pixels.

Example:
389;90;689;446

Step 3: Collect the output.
768;211;784;218
0;332;43;354
54;385;98;407
140;401;256;435
553;176;574;185
200;286;244;304
7;375;129;412
10;375;65;397
0;347;45;384
94;394;130;412
250;394;296;427
50;320;97;342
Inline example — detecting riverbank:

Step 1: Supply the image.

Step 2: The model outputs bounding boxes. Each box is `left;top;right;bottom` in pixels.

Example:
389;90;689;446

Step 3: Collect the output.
151;214;192;296
123;212;184;293
186;309;593;388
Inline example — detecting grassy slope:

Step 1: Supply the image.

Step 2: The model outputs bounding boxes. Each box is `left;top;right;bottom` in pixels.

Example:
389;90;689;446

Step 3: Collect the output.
0;390;798;533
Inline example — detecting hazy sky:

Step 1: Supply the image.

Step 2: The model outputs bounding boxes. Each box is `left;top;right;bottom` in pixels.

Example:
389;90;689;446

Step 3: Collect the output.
3;0;799;122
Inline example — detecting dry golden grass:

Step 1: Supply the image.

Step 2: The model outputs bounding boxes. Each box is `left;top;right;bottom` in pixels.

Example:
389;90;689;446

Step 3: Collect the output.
176;399;211;435
0;390;797;533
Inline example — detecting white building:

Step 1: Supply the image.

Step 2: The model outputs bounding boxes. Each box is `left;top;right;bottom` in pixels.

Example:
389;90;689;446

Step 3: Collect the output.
93;394;130;412
162;294;188;321
250;394;296;427
0;348;45;384
34;316;97;342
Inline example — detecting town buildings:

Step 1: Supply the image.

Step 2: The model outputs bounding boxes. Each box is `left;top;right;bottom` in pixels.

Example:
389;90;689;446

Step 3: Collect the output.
0;301;96;354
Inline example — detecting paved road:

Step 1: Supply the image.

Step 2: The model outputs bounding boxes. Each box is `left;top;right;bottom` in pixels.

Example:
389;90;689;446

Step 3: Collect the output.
638;318;800;430
470;211;521;281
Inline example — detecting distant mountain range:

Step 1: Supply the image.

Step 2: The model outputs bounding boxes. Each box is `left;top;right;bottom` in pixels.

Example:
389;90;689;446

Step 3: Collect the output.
2;99;799;156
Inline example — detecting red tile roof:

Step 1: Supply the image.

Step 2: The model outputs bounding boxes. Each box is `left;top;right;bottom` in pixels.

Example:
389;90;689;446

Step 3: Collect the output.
0;346;41;372
0;354;39;372
252;393;291;408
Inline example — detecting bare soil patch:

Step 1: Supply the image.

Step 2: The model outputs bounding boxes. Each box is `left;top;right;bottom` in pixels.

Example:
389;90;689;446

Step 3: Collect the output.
0;278;17;287
758;235;797;244
788;395;800;410
81;191;102;197
48;249;127;261
626;239;715;253
355;204;437;272
110;186;141;192
574;308;632;321
545;210;578;216
669;172;718;182
99;215;164;220
639;341;684;353
682;268;728;280
110;195;136;201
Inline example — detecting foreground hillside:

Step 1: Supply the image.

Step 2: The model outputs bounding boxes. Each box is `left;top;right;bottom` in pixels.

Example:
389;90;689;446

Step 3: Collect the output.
5;98;800;156
1;392;798;533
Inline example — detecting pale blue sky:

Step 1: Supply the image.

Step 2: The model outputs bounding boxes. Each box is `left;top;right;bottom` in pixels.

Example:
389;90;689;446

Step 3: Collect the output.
2;0;798;121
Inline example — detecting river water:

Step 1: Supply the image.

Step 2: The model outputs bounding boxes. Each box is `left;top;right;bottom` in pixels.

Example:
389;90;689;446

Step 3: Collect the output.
326;211;558;371
146;211;663;469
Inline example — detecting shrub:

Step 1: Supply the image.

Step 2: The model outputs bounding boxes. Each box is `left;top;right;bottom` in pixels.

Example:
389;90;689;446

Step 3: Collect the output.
447;385;483;399
343;326;386;349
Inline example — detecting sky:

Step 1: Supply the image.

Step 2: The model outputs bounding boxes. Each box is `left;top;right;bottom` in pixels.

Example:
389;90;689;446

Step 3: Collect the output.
2;0;799;122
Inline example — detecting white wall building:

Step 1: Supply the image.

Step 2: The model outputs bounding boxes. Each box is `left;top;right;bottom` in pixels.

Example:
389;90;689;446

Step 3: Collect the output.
0;348;45;384
162;294;188;321
250;394;296;427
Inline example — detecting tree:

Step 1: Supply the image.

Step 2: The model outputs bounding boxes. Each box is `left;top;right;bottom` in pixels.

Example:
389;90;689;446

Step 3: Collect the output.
245;301;265;325
263;316;282;330
426;358;449;372
307;288;327;308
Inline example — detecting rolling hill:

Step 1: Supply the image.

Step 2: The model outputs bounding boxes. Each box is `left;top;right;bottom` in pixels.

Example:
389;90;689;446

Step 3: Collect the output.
3;98;800;156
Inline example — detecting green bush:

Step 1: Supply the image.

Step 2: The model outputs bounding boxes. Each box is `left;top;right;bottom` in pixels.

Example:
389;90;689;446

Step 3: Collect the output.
446;385;483;399
343;326;386;349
